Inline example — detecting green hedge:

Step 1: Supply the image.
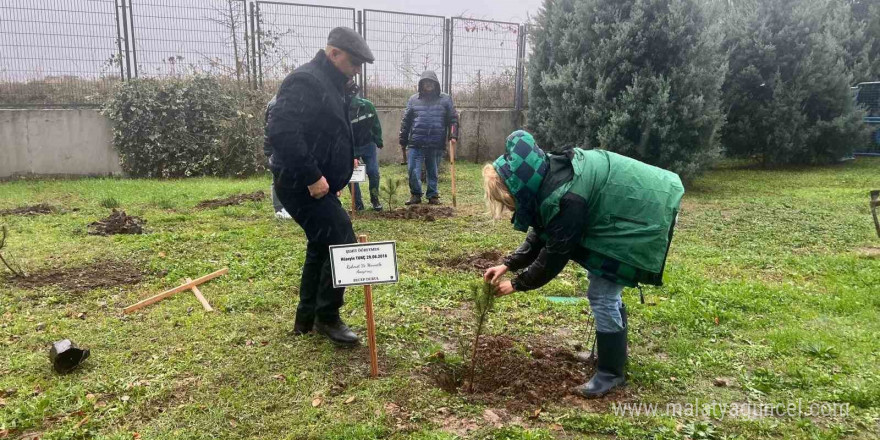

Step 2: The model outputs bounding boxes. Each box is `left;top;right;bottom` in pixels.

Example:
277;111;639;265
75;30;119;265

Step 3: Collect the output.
102;76;268;178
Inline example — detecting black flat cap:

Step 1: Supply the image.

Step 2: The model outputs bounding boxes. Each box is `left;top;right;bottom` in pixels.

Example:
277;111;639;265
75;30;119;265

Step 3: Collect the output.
327;27;374;64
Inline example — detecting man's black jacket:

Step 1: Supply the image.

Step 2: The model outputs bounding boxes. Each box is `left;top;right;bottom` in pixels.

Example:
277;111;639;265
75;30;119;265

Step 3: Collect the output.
268;50;354;194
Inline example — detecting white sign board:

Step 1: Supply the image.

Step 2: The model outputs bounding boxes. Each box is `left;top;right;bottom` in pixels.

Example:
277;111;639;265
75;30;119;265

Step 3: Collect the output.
329;241;399;288
349;165;367;183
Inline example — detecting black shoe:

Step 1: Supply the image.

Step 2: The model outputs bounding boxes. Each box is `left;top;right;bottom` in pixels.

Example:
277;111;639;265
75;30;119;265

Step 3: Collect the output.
405;195;422;205
574;304;627;398
428;197;441;205
370;195;383;211
315;317;360;346
293;317;314;336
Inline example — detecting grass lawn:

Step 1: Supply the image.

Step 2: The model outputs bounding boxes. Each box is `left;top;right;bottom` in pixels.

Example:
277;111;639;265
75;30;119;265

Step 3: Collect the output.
1;159;879;439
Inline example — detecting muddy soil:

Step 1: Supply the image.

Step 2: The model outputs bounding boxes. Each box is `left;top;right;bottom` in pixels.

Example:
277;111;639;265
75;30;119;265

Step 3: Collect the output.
430;250;505;273
427;335;591;411
358;205;455;222
88;210;145;236
0;204;54;216
8;259;144;293
196;191;266;209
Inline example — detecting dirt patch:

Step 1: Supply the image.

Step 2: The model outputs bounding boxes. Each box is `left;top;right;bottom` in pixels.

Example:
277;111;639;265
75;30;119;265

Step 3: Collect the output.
88;210;145;236
856;247;880;258
196;191;265;209
429;250;505;273
362;205;455;222
0;204;54;216
427;335;591;411
7;259;144;293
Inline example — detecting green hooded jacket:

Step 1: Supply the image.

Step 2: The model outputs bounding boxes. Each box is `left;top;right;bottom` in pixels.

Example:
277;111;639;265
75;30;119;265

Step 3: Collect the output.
493;131;684;286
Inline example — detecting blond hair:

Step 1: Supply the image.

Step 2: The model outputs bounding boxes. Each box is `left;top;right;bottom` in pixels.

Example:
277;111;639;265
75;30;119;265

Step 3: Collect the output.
482;163;515;219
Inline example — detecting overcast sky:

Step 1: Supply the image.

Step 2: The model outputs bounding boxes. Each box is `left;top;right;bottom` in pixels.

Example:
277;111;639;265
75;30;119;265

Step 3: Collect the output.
315;0;544;24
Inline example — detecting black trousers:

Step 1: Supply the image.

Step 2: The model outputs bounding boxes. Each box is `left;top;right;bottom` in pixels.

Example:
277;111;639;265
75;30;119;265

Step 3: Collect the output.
274;186;356;323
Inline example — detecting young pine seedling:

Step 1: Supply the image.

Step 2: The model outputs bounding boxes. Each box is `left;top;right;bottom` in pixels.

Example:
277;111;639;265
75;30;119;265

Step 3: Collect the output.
467;280;497;392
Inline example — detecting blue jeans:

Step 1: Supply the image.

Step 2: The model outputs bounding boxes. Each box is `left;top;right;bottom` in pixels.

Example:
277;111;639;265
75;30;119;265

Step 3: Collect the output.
585;271;626;333
349;142;380;209
408;147;441;198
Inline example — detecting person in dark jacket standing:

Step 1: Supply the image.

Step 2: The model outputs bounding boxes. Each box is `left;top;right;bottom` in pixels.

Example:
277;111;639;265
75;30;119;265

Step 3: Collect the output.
482;131;683;398
267;27;374;346
399;71;458;205
347;91;384;211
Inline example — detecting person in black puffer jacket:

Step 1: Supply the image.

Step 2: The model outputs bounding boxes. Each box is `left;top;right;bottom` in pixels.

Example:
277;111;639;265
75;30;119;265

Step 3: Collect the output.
399;71;459;205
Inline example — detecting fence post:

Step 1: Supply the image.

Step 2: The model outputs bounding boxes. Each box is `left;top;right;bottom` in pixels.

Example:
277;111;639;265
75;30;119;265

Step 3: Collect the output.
442;18;450;94
113;0;126;81
514;24;524;111
361;10;368;99
448;18;455;98
250;2;258;90
127;0;138;77
476;69;483;163
255;2;263;89
357;10;365;94
119;0;133;80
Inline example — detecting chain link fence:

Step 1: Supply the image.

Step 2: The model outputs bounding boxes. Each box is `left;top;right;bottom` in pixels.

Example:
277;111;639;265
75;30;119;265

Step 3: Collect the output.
362;10;446;107
0;0;529;108
0;0;124;107
449;17;521;109
854;82;880;153
128;0;249;83
254;2;354;92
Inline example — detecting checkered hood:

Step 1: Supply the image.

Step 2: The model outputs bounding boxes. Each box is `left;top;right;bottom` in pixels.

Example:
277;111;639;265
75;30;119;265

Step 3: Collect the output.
493;130;549;232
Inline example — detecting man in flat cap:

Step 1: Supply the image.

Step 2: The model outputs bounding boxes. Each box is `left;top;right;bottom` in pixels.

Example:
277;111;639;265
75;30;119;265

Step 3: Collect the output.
268;27;374;346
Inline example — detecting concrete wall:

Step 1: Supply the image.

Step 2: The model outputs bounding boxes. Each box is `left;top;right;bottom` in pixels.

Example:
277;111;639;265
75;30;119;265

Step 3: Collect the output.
376;108;527;164
0;107;526;179
0;109;121;179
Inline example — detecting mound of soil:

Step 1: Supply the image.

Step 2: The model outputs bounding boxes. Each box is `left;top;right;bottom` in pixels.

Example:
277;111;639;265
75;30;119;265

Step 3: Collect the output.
88;210;145;236
196;191;265;209
365;205;455;222
8;259;144;293
430;250;505;272
0;204;54;216
427;335;590;411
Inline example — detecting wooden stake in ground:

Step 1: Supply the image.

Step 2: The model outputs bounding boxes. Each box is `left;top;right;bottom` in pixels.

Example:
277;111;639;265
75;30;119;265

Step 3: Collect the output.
123;267;227;314
358;234;380;378
350;184;357;215
871;190;880;238
186;277;214;312
449;140;457;207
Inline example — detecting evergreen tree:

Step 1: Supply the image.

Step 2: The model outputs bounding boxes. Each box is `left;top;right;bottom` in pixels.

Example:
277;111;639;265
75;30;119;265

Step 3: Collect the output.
720;0;871;166
528;0;726;181
831;0;877;83
858;0;880;80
